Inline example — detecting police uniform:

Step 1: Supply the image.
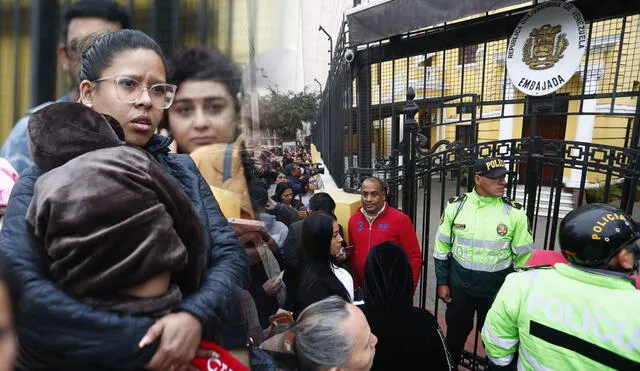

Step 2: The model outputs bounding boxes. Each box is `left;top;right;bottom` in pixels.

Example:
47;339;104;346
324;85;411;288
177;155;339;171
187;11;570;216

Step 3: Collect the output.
433;158;534;365
482;204;640;370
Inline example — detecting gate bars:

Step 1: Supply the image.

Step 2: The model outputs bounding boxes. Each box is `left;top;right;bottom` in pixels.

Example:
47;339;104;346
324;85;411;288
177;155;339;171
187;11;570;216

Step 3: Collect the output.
316;1;640;370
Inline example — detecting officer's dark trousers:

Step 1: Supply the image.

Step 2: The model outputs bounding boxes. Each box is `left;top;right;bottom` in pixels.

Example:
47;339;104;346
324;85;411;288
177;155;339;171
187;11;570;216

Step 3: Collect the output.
445;286;492;368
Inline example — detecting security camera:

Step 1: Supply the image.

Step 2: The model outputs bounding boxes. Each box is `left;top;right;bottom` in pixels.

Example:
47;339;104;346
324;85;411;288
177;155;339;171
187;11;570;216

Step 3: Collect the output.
344;49;355;63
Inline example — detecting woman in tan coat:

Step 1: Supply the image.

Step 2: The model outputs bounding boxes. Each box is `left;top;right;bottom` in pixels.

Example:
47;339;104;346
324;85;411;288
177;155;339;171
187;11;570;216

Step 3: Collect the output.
162;47;255;219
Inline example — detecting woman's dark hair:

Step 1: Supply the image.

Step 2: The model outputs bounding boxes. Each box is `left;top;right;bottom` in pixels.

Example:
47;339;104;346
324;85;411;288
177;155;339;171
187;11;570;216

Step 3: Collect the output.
363;242;413;312
272;182;293;204
299;213;349;302
299;176;312;195
248;181;269;212
78;29;167;82
301;212;334;265
284;163;297;177
162;47;252;182
167;47;242;113
308;193;336;213
0;250;23;319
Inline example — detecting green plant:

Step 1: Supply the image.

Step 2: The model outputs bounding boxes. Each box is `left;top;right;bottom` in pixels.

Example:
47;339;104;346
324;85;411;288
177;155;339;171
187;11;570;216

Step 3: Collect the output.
458;168;469;187
258;88;320;140
585;182;623;203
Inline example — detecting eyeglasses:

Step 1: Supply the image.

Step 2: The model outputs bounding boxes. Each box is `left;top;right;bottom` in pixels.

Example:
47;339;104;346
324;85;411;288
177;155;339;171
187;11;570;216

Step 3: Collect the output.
93;76;177;109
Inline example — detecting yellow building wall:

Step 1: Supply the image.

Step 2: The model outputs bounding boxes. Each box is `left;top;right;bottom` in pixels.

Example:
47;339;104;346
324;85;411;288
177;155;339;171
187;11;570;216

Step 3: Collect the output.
593;116;629;144
1;0;279;143
378;13;639;185
478;120;499;142
0;0;31;144
320;188;362;245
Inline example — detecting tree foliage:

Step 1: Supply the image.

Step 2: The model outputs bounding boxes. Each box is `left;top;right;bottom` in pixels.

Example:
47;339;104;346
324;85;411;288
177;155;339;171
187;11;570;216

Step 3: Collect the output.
259;89;319;140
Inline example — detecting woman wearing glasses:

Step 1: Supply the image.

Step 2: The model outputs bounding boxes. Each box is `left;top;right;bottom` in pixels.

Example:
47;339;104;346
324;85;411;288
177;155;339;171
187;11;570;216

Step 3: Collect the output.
298;175;318;209
0;29;247;371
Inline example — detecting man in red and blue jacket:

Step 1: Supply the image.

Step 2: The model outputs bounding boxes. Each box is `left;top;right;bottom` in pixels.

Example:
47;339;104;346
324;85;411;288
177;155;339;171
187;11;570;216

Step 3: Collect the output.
348;177;423;291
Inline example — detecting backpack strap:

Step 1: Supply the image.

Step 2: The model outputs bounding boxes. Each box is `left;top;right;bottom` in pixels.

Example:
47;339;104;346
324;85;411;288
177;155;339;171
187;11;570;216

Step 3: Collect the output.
223;142;235;182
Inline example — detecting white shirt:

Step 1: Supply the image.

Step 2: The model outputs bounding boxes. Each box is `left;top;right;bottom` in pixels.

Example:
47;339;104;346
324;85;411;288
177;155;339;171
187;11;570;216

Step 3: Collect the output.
300;193;313;209
331;263;354;302
258;213;289;248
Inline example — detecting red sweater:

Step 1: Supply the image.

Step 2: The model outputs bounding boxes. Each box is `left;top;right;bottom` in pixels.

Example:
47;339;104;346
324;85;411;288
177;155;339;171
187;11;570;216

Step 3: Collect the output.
348;203;423;290
526;250;640;289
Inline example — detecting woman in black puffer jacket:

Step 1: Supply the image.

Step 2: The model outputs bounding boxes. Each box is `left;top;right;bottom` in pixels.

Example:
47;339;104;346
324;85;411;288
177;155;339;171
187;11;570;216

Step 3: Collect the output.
0;29;247;371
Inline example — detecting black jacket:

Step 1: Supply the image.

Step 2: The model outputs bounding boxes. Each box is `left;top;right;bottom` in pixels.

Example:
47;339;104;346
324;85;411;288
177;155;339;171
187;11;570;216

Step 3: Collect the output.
364;308;452;371
295;261;351;318
1;134;248;370
282;220;348;311
363;242;452;371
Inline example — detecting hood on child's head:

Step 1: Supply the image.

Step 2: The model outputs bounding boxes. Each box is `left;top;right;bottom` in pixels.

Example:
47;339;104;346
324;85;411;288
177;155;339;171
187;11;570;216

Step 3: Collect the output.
28;102;125;173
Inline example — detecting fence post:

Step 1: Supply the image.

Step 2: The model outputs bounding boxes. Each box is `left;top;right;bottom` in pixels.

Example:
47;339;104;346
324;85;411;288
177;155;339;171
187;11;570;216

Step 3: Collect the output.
620;96;640;213
525;99;541;227
402;87;419;223
30;0;59;107
356;65;372;169
150;0;180;57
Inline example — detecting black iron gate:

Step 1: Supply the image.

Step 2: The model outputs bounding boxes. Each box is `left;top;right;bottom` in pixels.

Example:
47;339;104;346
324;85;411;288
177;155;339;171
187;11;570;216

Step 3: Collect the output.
317;1;640;369
341;87;640;369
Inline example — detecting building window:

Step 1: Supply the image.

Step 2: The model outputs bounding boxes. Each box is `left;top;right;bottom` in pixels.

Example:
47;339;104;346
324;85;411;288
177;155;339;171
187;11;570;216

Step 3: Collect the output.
455;125;473;147
458;44;478;65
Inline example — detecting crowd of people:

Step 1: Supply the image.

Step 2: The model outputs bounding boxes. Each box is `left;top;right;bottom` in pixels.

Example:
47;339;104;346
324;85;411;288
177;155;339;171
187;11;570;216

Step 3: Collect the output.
0;1;638;371
0;1;441;370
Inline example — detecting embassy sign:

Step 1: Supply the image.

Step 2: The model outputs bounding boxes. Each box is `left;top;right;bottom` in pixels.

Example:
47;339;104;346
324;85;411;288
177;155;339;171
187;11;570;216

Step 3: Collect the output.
507;1;586;96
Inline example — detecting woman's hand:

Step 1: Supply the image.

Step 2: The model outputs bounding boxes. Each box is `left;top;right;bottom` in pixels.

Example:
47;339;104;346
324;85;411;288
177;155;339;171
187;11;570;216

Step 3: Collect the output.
266;198;278;210
262;233;279;253
140;312;202;370
237;231;262;246
262;277;283;296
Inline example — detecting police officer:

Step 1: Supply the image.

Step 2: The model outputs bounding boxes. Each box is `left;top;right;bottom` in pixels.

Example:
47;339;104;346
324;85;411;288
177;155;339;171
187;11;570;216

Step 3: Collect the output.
482;204;640;370
433;157;534;366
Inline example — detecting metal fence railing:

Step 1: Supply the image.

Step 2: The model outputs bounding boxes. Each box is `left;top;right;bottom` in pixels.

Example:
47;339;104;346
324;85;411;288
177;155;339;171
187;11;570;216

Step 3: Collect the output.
0;0;268;143
316;1;640;369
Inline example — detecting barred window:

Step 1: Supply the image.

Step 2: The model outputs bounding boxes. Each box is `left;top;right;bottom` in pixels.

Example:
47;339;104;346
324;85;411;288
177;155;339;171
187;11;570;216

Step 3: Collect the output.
458;45;478;65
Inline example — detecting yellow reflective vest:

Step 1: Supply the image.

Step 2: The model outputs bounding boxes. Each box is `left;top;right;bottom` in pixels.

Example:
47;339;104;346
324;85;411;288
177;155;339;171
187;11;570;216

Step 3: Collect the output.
433;189;534;297
482;264;640;370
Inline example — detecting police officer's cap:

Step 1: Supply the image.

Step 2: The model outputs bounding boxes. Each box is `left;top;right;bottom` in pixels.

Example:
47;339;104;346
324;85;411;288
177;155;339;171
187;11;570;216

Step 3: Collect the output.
474;157;511;178
559;204;640;267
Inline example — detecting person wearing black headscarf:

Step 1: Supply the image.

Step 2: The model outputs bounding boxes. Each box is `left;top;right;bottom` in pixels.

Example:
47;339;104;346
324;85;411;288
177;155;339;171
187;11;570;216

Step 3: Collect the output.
363;242;453;370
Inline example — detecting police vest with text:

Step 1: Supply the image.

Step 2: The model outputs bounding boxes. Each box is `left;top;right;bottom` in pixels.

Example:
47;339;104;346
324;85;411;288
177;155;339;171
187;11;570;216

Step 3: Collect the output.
482;264;640;370
433;189;535;297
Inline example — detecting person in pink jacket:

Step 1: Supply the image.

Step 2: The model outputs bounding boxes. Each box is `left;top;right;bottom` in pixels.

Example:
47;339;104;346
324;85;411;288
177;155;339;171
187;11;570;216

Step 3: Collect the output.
0;158;18;228
526;248;640;288
348;177;423;291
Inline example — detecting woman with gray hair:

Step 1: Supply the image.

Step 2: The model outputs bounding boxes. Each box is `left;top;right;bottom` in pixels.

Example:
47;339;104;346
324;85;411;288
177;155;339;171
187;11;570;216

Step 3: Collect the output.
295;296;377;371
